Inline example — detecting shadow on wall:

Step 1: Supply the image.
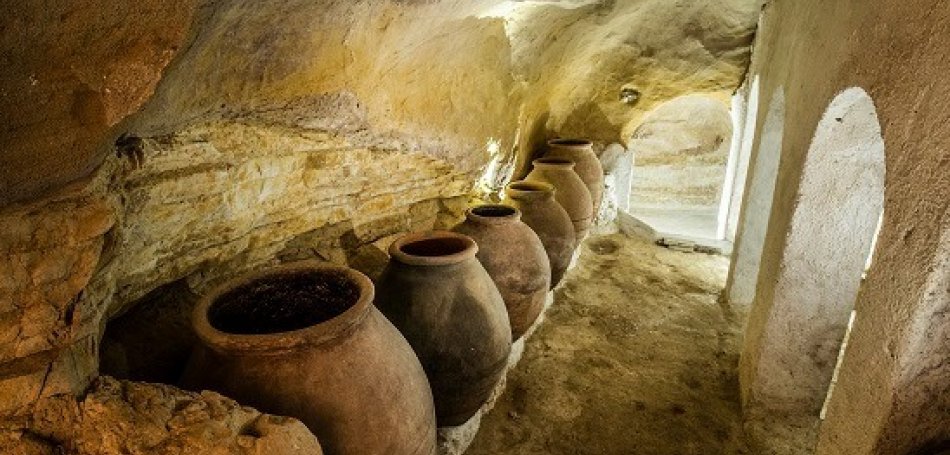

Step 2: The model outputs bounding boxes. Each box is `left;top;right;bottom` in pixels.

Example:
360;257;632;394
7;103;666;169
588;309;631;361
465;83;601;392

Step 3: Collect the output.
515;102;611;181
514;112;553;180
558;101;615;145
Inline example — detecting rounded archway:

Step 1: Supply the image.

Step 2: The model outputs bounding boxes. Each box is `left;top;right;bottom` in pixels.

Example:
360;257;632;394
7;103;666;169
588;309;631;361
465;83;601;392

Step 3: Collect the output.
740;87;885;419
625;94;733;240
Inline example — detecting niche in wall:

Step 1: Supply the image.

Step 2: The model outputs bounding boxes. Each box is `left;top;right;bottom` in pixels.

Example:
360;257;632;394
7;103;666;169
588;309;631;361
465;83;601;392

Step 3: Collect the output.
741;87;886;416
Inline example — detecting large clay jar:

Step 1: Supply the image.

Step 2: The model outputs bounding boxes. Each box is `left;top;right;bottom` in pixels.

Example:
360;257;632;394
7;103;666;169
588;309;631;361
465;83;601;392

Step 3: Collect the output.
503;181;575;288
375;231;512;427
525;157;593;244
545;138;604;214
181;262;437;455
452;205;551;340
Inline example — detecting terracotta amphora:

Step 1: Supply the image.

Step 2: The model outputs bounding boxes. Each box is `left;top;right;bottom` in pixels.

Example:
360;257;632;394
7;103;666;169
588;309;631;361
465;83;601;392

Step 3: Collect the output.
375;231;512;427
545;138;604;214
503;181;576;288
525;157;594;245
452;205;550;340
181;262;437;455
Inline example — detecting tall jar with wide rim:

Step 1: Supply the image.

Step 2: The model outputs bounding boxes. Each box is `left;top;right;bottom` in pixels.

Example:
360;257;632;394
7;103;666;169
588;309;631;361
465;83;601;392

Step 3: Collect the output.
545;138;604;214
503;180;576;288
375;231;512;427
452;204;551;340
525;157;594;245
181;261;437;455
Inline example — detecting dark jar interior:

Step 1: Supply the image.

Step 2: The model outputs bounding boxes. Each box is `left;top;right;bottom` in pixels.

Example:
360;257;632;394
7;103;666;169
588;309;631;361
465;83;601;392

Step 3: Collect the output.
209;269;361;335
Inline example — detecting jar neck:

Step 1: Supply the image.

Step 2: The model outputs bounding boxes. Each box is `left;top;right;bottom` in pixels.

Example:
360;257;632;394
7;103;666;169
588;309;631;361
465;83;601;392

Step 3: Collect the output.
532;158;575;171
465;204;521;225
505;181;556;202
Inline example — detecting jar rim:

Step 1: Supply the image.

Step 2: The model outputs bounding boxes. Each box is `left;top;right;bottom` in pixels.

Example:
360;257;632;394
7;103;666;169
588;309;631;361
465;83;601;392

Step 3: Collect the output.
465;204;521;224
192;261;373;354
389;230;478;266
532;157;575;169
505;180;556;200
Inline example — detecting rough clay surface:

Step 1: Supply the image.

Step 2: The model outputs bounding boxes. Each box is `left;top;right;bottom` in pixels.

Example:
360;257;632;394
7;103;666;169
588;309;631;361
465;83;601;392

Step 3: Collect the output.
0;376;322;454
467;233;756;454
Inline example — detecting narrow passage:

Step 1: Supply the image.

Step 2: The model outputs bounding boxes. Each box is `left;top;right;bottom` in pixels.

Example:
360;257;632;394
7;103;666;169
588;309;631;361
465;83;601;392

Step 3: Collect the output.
468;233;751;455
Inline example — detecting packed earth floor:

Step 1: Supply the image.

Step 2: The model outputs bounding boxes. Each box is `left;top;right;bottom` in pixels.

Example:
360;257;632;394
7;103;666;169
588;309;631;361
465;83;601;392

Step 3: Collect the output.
467;233;753;455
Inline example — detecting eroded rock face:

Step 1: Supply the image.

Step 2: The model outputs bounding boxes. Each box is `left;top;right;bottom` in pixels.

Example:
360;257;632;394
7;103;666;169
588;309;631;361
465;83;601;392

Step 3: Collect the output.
0;376;322;454
0;0;200;206
502;0;758;174
0;0;758;440
0;117;471;416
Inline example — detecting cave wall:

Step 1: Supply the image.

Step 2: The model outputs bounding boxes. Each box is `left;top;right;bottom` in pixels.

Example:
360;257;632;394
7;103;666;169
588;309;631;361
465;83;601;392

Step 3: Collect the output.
731;0;950;453
0;0;201;207
0;0;760;437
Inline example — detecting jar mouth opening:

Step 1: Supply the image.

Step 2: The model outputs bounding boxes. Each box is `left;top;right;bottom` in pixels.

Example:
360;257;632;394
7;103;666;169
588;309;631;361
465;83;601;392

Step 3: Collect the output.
401;237;468;256
470;204;518;218
193;262;374;352
548;138;592;147
209;269;360;335
390;231;478;265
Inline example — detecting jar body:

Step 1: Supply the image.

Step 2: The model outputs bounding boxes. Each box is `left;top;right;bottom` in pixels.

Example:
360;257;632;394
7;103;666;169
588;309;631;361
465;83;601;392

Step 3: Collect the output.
503;189;575;288
525;165;593;244
452;211;550;339
546;140;604;214
181;264;437;455
375;255;512;427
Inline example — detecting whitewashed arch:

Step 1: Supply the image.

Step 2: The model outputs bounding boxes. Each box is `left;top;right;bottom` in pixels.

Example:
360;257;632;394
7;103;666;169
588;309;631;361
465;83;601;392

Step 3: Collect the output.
741;87;886;415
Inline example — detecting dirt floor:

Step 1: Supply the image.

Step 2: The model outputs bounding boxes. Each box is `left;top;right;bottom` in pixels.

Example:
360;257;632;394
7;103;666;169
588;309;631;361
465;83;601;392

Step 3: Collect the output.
466;233;752;455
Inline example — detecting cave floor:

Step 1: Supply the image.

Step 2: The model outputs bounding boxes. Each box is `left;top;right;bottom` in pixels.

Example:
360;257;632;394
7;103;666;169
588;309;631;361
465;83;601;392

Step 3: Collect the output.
466;232;752;455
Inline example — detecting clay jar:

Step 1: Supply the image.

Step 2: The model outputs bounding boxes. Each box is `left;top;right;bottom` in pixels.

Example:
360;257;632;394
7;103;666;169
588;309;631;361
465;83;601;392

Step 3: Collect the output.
525;157;594;244
452;205;551;340
375;231;512;427
545;138;604;214
503;181;575;288
181;262;437;455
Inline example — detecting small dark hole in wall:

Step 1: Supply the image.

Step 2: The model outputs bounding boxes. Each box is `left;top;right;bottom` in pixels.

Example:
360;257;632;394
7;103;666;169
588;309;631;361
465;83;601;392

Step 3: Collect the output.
100;279;199;383
400;237;470;257
210;270;359;335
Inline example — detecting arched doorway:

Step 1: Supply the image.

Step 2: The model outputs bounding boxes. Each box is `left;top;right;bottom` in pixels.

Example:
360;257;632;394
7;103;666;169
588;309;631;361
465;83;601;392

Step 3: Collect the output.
626;94;733;240
740;87;885;423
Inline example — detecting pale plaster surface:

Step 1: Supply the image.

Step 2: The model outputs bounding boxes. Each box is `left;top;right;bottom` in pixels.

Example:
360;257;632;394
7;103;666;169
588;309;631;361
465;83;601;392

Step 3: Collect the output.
725;87;785;310
730;1;950;453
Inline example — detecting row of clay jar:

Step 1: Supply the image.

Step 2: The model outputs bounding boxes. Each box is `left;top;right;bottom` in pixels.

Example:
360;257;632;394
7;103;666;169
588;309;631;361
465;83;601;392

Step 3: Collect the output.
179;138;604;454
